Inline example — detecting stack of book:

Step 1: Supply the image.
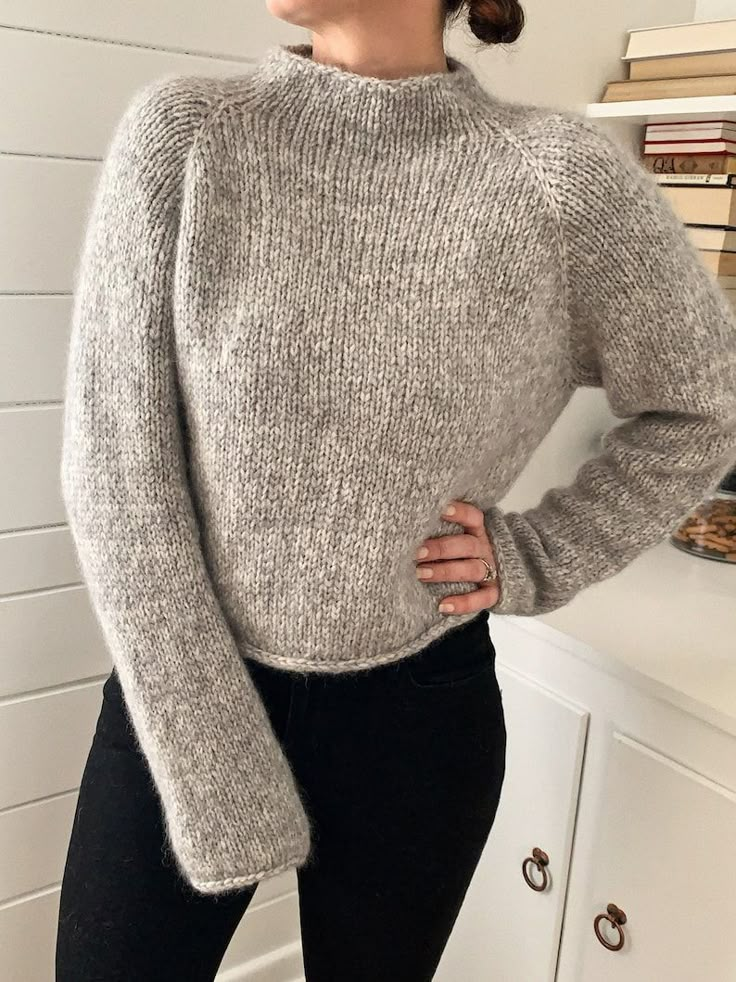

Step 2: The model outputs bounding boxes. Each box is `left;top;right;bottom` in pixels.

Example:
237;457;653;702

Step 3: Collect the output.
599;18;736;311
642;119;736;176
652;154;736;310
601;17;736;102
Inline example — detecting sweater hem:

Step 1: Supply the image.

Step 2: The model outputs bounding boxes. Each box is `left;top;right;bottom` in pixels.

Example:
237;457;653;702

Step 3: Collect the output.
188;849;309;894
238;608;488;674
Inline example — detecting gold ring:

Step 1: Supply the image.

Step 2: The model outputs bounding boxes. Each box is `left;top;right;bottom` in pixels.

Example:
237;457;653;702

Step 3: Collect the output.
478;557;498;583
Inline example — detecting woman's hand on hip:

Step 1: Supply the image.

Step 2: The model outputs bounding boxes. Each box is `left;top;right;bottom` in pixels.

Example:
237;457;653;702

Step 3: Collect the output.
415;499;500;615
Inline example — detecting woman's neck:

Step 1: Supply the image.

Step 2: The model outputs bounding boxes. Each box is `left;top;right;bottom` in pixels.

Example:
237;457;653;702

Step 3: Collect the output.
308;30;452;81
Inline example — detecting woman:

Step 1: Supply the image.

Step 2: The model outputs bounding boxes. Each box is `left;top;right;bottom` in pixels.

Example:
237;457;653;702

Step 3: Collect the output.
56;0;736;979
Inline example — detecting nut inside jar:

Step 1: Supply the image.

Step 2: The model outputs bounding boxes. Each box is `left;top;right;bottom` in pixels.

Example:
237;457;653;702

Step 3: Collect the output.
671;491;736;563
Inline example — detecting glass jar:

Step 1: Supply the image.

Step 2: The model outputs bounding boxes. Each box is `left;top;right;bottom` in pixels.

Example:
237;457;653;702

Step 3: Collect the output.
670;465;736;564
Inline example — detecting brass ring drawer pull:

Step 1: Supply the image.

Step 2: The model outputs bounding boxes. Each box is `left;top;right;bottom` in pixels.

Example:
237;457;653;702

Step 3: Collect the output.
521;847;550;891
594;903;628;951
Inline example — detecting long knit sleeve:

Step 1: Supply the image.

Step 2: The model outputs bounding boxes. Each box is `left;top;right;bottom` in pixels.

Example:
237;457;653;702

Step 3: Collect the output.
60;76;312;893
483;112;736;617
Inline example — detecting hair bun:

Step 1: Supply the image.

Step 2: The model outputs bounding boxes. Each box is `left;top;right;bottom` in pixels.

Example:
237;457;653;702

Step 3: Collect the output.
457;0;526;46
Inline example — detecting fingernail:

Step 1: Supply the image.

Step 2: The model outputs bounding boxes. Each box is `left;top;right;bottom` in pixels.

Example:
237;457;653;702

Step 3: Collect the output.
415;546;428;559
438;602;454;613
443;504;456;516
416;567;432;579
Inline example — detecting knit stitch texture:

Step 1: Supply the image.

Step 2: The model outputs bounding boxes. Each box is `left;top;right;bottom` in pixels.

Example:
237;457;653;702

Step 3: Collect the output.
60;41;736;894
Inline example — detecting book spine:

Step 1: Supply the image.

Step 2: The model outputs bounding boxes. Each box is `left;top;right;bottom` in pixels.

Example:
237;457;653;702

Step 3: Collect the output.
645;130;736;143
646;120;736;132
624;20;736;61
643;141;736;155
640;154;736;175
653;173;736;186
628;51;736;82
602;74;736;101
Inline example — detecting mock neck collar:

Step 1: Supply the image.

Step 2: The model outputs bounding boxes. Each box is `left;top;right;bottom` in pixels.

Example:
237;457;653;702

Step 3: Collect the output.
248;42;495;146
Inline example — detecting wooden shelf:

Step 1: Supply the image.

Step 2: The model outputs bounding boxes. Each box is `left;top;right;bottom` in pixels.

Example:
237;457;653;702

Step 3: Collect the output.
585;95;736;123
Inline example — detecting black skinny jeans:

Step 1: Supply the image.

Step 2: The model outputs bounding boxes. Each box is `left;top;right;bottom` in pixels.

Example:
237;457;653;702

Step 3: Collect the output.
56;610;506;982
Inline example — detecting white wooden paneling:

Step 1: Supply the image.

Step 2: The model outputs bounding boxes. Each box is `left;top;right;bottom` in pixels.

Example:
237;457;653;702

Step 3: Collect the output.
0;793;77;902
0;884;301;982
218;941;304;982
0;587;109;698
0;792;296;912
0;406;63;531
219;892;302;977
0;681;102;810
0;156;94;293
0;28;250;159
0;297;71;405
0;528;79;596
248;869;298;908
0;3;305;61
0;888;59;982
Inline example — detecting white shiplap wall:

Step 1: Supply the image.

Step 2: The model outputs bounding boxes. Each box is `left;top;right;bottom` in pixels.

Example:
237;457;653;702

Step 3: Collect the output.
0;7;307;981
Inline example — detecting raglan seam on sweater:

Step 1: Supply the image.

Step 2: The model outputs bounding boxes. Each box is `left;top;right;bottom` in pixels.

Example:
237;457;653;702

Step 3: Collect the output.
154;79;232;238
473;109;574;373
185;79;233;173
147;80;233;347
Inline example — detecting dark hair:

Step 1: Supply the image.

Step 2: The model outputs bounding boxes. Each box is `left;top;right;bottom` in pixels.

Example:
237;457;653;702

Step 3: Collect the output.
444;0;525;46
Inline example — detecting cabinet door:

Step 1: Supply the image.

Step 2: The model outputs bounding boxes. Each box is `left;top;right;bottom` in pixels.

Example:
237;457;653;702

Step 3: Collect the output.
579;733;736;981
435;668;589;982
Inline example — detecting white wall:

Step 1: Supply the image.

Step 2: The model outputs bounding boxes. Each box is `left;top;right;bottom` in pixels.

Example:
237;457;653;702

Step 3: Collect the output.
0;7;310;981
446;0;696;112
694;0;736;17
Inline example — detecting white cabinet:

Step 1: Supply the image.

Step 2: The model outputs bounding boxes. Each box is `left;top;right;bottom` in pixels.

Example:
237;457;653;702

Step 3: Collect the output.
439;590;736;982
436;672;588;982
577;733;736;981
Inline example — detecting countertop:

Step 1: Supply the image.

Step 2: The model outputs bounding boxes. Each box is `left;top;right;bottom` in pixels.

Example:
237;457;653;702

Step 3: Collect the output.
495;537;736;737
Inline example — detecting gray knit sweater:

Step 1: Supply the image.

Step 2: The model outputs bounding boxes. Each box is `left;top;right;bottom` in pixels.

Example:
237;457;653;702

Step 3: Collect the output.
60;41;736;894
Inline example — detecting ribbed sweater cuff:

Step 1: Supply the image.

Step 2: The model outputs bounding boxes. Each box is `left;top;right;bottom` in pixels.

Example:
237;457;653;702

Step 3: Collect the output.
483;504;538;616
